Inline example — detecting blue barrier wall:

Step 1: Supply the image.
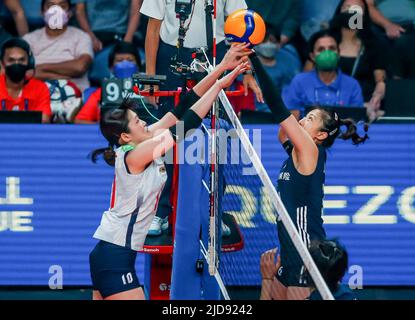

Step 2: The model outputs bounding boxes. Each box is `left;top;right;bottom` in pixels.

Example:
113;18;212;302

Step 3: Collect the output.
0;124;414;286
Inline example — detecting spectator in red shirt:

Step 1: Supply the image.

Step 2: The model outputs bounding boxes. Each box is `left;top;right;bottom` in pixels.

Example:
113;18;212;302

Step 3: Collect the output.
0;37;51;123
74;41;141;124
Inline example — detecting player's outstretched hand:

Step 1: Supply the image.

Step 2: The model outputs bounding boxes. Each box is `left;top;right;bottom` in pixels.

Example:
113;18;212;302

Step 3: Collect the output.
217;61;249;89
219;42;252;71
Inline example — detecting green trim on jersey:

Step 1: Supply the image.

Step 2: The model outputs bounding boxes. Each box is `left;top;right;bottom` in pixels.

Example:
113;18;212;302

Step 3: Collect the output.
121;144;135;153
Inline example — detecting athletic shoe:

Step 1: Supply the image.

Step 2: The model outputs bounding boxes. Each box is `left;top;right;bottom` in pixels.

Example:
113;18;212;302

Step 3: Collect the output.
148;216;169;236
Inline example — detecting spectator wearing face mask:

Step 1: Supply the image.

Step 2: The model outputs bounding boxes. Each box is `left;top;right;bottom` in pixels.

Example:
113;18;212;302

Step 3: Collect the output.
254;25;301;114
74;41;142;124
283;30;364;114
329;0;387;121
296;0;341;62
23;0;94;92
73;0;143;85
0;37;51;123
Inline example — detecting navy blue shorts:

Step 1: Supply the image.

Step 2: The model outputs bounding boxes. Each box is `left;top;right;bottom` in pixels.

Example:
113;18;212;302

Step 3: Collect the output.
89;240;141;298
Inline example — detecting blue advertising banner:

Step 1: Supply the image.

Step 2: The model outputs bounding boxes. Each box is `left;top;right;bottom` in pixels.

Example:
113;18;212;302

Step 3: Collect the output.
0;124;414;286
0;124;145;286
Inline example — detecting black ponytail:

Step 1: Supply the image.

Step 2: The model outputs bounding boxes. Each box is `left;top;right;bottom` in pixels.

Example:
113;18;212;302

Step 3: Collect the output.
317;108;369;148
89;145;116;167
90;99;136;166
339;118;369;145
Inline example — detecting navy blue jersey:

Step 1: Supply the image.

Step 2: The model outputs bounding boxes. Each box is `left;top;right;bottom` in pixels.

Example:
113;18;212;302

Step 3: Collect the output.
277;143;327;269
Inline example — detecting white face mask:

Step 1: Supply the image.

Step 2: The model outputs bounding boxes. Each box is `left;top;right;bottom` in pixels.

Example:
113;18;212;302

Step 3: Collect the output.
255;41;280;59
44;5;69;30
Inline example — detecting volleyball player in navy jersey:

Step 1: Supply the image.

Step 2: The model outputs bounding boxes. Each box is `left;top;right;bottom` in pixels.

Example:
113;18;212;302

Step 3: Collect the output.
88;44;250;300
250;52;368;300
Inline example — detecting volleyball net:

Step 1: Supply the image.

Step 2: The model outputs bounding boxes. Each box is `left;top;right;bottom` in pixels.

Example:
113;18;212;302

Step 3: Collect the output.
203;68;334;301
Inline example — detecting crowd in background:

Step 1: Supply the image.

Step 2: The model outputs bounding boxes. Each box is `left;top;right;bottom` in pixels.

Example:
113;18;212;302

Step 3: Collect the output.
0;0;414;124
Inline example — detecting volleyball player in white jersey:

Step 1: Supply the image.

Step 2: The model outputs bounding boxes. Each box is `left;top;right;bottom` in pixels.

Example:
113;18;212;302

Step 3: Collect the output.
88;43;251;300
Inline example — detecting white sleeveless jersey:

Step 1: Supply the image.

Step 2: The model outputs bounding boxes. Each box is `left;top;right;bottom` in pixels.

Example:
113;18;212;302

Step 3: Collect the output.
93;147;167;251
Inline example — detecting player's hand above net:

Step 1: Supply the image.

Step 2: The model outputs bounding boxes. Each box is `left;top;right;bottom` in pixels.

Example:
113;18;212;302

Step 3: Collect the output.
217;61;249;89
219;42;252;71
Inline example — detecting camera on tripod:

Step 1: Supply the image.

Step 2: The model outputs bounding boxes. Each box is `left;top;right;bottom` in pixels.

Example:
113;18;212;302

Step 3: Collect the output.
170;0;195;78
170;46;208;83
170;0;208;86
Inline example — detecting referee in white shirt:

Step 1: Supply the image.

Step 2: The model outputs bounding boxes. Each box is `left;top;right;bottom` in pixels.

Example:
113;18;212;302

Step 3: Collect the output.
140;0;263;104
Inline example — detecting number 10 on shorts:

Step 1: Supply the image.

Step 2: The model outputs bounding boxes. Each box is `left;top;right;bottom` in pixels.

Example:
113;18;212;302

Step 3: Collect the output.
121;273;133;285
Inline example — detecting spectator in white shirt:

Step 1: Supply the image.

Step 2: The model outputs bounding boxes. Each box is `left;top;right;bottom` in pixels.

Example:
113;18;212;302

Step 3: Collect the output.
23;0;93;92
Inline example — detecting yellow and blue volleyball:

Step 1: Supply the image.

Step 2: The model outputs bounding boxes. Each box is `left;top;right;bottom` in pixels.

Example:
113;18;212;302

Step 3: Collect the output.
224;9;266;47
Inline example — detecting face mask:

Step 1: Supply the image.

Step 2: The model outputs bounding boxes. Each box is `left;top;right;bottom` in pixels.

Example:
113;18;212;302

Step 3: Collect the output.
44;5;69;29
315;50;339;71
5;64;28;83
113;60;139;79
335;11;364;30
255;41;279;59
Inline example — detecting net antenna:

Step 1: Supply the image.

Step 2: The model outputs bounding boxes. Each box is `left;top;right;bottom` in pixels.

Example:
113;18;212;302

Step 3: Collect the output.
201;51;335;301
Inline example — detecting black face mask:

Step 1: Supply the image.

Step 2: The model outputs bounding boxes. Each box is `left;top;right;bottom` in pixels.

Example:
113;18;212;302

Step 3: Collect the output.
334;11;362;30
5;63;28;83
